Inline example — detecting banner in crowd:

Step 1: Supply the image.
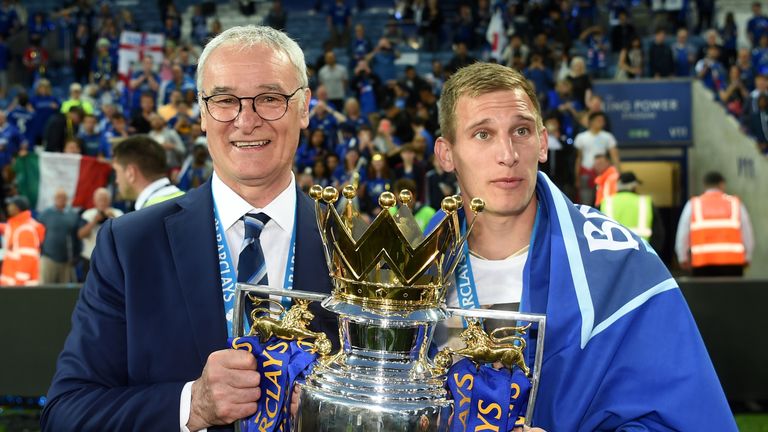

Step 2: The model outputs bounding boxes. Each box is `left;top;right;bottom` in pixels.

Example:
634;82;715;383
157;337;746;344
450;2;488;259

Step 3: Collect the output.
118;31;165;84
594;79;692;146
32;152;112;211
486;8;508;62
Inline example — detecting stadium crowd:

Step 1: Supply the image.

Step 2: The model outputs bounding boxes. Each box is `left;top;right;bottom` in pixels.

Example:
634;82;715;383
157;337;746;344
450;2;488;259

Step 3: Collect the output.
0;0;763;284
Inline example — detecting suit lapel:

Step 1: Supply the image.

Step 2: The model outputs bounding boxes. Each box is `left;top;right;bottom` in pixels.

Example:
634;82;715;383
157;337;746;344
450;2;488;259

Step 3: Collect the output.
165;181;227;365
293;189;333;296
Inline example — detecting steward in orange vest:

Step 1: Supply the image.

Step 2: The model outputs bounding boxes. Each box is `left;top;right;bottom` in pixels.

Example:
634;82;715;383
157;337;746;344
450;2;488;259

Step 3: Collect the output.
1;196;46;286
593;153;618;207
675;172;754;277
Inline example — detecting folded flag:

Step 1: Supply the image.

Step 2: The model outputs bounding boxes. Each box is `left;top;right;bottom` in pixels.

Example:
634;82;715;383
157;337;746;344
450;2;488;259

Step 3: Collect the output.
523;172;736;430
446;358;530;432
229;336;318;432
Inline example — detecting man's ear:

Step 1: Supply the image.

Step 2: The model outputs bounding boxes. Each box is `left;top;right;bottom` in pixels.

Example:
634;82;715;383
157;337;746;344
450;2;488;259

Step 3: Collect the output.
125;164;138;183
538;127;549;163
299;87;311;128
434;136;456;173
199;98;207;132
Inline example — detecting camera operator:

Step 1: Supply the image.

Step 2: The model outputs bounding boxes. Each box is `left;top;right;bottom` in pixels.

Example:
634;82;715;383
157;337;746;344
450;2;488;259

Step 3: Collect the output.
77;188;123;277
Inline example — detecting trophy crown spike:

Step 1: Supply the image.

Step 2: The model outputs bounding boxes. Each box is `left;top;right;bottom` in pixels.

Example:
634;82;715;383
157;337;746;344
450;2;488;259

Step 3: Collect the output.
378;191;396;209
342;184;356;200
441;196;458;214
398;189;413;206
312;185;481;311
309;185;324;200
470;197;485;214
322;186;339;203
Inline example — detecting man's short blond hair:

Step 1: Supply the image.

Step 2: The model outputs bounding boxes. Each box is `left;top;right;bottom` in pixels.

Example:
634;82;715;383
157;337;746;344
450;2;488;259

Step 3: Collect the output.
438;62;543;142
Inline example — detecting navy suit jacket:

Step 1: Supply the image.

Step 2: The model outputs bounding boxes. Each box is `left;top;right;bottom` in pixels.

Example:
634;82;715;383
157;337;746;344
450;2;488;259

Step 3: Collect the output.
41;181;337;431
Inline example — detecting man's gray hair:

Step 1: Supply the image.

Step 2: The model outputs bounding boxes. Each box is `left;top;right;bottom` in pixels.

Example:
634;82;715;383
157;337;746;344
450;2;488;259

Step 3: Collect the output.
196;25;308;93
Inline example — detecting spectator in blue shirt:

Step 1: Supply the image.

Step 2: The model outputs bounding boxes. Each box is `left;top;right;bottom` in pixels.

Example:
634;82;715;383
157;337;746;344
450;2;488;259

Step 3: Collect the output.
580;25;609;78
309;100;341;148
367;38;399;84
91;38;116;89
38;189;80;284
129;56;160;114
672;27;697;77
720;11;738;66
362;153;392;214
28;11;53;43
177;143;212;191
0;110;22;168
162;15;181;44
29;79;59;146
0;1;19;38
327;0;352;48
349;23;373;68
6;92;35;146
752;34;768;75
158;63;195;106
747;1;768;47
189;5;208;45
525;53;555;103
695;45;728;99
78;114;102;157
296;129;329;172
264;0;286;31
350;60;381;117
99;112;129;159
341;97;370;133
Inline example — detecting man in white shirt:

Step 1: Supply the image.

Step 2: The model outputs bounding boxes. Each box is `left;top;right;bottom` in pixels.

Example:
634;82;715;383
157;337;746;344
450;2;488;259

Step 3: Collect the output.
573;111;620;205
77;187;124;275
43;26;337;432
429;62;734;431
111;134;184;210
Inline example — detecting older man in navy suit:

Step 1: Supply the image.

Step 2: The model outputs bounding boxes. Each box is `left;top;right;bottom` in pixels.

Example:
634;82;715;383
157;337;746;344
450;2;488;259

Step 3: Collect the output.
42;26;335;431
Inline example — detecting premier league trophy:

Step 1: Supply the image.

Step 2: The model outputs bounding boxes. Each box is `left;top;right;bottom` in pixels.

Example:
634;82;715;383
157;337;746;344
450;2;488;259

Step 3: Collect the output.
232;185;546;431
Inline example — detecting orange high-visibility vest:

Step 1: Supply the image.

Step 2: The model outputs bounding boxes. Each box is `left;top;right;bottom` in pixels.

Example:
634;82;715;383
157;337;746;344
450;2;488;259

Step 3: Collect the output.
0;210;45;286
594;165;619;207
689;190;746;267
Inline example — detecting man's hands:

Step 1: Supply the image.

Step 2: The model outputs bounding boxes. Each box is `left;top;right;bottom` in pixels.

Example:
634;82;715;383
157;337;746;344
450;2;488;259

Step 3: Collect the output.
186;349;261;431
289;383;301;418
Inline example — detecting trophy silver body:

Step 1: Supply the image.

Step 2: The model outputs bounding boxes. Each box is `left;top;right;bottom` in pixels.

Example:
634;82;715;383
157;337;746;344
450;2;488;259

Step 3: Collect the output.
293;298;450;432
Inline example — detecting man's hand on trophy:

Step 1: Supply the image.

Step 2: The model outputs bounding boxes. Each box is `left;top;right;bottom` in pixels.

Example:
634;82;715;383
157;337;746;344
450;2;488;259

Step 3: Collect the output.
186;349;262;430
289;383;301;417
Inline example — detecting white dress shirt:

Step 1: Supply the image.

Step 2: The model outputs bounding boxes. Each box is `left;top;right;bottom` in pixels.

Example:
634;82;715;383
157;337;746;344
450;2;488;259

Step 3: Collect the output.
180;171;297;432
135;177;182;210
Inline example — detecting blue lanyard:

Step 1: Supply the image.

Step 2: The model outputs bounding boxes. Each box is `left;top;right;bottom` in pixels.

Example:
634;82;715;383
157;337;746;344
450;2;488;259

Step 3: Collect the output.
454;203;541;326
455;218;481;313
213;196;297;337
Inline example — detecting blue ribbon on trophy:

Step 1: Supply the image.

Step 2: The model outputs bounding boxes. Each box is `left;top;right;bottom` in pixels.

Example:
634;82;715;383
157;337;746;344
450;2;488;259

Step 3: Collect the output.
228;336;318;432
446;358;531;432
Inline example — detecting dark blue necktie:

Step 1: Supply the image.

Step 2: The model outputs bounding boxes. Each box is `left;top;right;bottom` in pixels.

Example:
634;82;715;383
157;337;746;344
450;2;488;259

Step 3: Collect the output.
238;212;271;286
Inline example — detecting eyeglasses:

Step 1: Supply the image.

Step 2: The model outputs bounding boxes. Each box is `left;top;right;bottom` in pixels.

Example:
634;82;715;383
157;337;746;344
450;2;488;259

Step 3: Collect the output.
201;87;304;122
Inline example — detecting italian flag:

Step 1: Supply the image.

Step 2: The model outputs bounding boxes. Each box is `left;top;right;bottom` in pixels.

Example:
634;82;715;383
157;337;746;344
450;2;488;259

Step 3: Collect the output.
13;152;113;211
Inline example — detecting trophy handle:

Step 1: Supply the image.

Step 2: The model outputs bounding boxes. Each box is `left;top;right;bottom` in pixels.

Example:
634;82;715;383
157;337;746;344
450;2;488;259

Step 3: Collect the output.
234;284;333;357
443;308;547;427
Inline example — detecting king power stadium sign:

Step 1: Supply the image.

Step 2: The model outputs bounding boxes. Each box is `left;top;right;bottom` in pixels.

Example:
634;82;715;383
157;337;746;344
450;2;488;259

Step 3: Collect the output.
594;79;693;146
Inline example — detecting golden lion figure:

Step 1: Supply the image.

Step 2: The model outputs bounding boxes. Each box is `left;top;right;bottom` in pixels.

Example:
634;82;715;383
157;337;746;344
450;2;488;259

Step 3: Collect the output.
438;319;530;376
247;296;332;356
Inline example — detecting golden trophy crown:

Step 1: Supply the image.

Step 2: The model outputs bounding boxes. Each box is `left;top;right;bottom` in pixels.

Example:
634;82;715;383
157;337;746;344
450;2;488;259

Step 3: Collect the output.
309;184;485;312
